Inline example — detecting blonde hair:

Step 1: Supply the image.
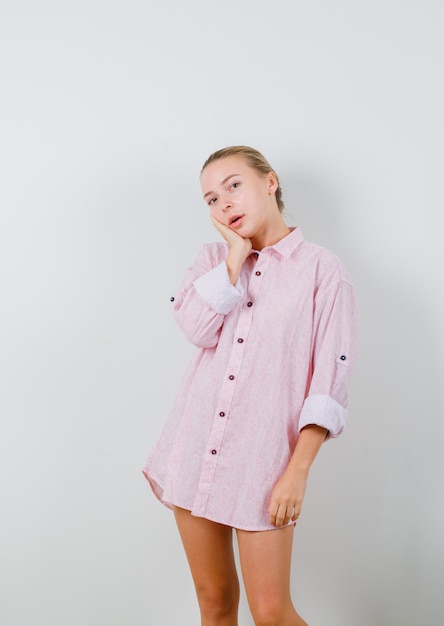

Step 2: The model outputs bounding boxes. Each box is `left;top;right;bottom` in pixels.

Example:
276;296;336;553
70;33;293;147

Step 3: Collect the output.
201;145;285;213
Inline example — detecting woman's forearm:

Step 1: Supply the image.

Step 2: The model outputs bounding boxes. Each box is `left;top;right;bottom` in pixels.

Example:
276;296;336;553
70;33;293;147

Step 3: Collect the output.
268;424;328;526
288;424;328;475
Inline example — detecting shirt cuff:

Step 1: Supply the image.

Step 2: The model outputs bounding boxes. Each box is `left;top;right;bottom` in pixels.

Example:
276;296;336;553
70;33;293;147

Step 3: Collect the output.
298;394;347;439
193;262;244;315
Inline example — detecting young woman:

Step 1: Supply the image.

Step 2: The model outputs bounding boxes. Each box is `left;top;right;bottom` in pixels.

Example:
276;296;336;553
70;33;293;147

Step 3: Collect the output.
143;146;359;626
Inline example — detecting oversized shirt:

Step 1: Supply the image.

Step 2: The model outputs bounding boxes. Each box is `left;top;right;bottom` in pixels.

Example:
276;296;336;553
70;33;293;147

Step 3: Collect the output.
143;227;359;531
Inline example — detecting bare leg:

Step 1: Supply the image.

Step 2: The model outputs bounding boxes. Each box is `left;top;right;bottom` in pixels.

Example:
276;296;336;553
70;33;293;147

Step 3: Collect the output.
236;525;308;626
173;506;240;626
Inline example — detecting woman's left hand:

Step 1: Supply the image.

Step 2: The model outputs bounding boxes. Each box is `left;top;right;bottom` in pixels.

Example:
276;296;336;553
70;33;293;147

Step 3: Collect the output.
268;469;308;527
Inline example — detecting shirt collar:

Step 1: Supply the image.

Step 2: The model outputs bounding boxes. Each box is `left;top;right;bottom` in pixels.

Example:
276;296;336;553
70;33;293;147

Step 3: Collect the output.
252;226;304;259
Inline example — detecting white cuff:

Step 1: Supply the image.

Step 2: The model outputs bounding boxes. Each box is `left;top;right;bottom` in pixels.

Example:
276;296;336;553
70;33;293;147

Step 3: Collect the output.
298;394;347;439
193;262;244;315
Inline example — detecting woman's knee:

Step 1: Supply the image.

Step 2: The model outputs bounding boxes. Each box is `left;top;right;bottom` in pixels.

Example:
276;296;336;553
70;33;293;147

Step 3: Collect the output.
250;598;284;626
195;579;240;620
249;594;303;626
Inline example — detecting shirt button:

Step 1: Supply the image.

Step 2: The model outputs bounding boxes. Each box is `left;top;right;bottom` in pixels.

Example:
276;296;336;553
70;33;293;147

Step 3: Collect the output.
247;301;253;307
237;338;244;343
228;375;235;380
254;252;259;257
170;296;175;302
211;449;217;455
219;411;225;417
340;355;347;361
255;271;261;276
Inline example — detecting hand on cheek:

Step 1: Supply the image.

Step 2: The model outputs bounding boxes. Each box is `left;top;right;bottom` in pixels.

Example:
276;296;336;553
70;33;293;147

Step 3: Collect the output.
211;216;251;250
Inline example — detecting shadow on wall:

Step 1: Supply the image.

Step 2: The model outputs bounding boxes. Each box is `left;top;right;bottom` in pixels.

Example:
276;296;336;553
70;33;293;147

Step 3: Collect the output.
285;173;442;625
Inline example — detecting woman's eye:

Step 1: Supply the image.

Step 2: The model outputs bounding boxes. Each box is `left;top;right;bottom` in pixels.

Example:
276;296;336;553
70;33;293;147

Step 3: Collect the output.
208;197;217;205
230;182;240;190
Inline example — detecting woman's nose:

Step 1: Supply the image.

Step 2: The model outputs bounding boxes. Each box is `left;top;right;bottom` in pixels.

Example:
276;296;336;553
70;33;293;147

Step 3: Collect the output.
221;197;232;211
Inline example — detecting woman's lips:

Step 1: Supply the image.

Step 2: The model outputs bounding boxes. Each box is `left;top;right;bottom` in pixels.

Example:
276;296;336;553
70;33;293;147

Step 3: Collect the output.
229;214;245;228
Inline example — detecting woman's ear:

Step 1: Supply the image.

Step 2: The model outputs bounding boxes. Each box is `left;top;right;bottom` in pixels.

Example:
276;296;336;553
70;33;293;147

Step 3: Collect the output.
267;171;279;194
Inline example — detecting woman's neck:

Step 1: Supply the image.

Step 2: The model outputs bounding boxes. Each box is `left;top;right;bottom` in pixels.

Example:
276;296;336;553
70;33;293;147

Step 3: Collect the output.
250;216;291;251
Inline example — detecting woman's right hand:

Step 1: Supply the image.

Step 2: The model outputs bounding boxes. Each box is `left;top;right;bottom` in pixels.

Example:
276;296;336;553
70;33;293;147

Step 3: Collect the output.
211;216;252;255
211;216;252;285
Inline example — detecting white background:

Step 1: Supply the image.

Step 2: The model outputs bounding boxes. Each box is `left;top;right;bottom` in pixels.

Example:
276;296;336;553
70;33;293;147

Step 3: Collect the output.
1;1;443;624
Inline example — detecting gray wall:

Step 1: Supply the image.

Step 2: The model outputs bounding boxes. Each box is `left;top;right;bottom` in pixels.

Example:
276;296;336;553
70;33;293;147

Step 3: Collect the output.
1;1;443;624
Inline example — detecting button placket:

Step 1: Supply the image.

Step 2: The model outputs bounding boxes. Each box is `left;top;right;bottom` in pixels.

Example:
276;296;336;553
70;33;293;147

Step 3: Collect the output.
192;262;266;517
248;254;270;300
194;338;245;514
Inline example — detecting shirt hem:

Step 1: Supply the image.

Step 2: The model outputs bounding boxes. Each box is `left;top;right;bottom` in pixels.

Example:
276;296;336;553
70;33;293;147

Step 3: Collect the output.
142;469;296;532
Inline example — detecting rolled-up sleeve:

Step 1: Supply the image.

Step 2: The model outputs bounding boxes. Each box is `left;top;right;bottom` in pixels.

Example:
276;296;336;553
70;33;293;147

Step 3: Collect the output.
298;278;359;438
193;262;244;314
172;244;243;348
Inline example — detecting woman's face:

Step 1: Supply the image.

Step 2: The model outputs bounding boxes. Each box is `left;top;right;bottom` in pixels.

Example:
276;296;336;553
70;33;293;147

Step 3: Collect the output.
200;156;278;239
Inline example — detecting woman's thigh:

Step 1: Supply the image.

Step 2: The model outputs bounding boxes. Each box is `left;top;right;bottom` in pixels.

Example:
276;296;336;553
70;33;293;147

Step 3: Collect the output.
236;525;294;599
236;525;307;625
173;506;240;605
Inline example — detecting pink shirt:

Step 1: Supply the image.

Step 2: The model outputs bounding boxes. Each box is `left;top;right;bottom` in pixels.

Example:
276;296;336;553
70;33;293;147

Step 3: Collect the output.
143;227;359;530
